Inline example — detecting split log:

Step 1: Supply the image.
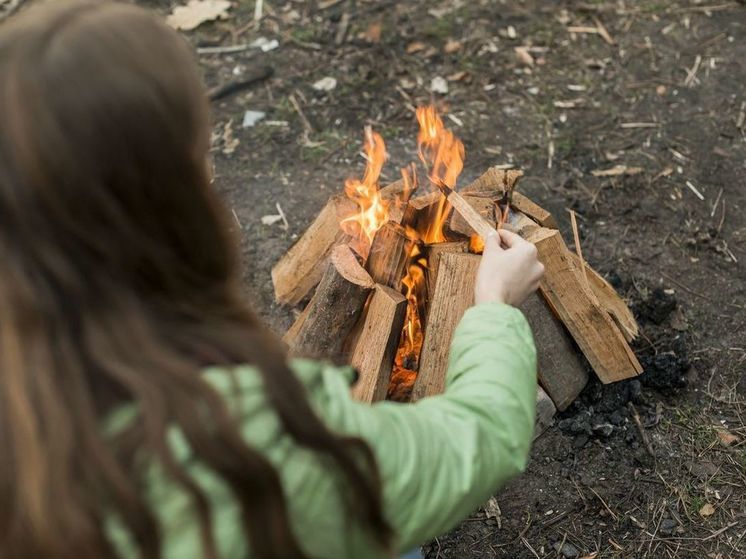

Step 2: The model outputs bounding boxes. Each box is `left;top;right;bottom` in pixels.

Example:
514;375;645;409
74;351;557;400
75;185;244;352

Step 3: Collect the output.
350;285;407;403
366;222;415;289
425;241;469;304
449;195;496;237
445;189;495;241
525;227;643;383
535;386;557;439
461;167;524;196
567;253;639;342
412;252;481;400
520;293;589;411
288;245;374;358
271;194;355;306
511;192;557;229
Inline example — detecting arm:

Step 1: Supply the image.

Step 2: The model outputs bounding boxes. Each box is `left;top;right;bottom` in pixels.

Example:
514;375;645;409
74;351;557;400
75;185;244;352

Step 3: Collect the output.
315;301;537;551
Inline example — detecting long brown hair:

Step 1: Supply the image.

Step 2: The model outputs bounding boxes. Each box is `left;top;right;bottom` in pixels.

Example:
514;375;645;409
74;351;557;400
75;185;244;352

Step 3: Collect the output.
0;2;391;557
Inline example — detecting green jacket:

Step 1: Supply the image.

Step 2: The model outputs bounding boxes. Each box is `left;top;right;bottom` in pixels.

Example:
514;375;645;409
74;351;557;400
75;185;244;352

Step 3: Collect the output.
109;302;537;558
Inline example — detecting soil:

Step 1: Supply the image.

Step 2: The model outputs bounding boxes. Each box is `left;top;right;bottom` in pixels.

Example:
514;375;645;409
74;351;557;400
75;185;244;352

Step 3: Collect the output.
47;0;746;557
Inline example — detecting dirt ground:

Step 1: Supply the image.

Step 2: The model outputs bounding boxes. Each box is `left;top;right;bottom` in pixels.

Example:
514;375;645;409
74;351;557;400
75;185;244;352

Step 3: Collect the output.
19;0;745;556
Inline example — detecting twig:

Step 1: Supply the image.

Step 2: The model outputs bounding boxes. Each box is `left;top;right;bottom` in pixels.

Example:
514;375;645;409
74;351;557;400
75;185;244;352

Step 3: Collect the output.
334;12;351;45
289;93;313;135
254;0;263;21
197;43;254;55
702;521;738;541
620;122;660;129
0;0;25;22
660;271;745;310
685;180;705;201
588;486;619;521
207;66;274;101
684;55;703;87
231;209;242;229
628;402;656;459
737;101;746;130
275;202;289;230
569;210;591;293
710;188;723;217
594;16;615;45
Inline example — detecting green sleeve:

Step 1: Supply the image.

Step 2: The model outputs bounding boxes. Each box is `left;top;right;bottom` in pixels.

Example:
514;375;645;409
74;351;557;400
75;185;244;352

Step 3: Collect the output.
315;301;537;551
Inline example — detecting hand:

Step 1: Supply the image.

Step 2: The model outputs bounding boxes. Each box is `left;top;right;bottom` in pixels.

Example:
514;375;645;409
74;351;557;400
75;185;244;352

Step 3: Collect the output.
475;229;545;307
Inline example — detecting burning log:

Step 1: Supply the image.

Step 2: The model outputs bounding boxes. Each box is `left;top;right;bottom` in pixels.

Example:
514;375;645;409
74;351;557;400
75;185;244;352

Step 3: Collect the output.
272;194;355;306
525;227;643;383
412;252;480;400
520;293;589;411
350;285;407;403
366;221;416;289
449;195;496;237
288;245;374;358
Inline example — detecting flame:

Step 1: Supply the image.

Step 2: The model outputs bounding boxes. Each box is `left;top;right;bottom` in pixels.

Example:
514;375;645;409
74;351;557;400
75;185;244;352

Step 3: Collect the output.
340;126;389;258
470;234;485;254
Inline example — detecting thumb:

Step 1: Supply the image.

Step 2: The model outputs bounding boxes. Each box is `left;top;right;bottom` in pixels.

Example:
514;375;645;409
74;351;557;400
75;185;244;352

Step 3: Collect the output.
483;231;503;253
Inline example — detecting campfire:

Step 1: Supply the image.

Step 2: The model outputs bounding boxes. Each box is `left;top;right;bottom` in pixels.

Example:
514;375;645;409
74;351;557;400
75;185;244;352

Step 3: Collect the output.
272;106;642;435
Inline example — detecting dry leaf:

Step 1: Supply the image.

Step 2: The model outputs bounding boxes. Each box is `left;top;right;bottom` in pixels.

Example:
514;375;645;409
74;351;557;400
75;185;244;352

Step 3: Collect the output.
444;39;463;53
514;46;535;66
699;503;716;517
591;165;643;177
362;21;382;43
166;0;231;31
716;428;739;447
447;70;469;82
406;41;427;54
483;497;501;528
221;120;239;155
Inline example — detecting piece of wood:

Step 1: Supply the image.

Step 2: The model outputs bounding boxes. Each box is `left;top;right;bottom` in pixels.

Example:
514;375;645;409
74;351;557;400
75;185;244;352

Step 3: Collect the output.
366;222;415;289
350;285;407;403
567;253;639;342
282;305;310;347
462;167;524;196
535;386;557;439
446;190;495;241
520;293;589;411
511;192;558;229
272;194;355;306
449;195;496;237
525;227;642;383
288;245;374;359
425;241;469;303
412;253;481;400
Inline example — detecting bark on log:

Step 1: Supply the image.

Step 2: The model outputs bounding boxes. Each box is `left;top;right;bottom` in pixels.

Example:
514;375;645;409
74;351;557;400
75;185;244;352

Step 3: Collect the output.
567;252;639;342
366;222;415;289
350;285;407;403
520;293;589;411
412;252;481;400
288;245;374;359
449;195;496;237
525;227;643;383
282;305;310;347
272;194;355;306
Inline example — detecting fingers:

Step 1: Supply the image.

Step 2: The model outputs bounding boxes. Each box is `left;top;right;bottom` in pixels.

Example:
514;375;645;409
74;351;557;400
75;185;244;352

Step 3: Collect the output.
483;231;503;252
497;228;525;249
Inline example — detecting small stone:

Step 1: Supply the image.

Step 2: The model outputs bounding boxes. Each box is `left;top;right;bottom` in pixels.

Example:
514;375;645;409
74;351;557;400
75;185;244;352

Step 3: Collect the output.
558;418;574;431
593;423;614;438
659;518;678;536
552;541;579;559
573;434;589;449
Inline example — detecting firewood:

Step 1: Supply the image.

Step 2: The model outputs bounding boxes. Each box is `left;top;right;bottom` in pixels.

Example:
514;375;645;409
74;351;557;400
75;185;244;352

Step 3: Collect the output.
272;194;355;306
445;189;496;241
520;293;589;411
412;252;480;400
425;241;469;304
350;285;407;403
567;253;639;342
510;192;557;229
525;227;643;383
288;245;374;358
282;305;310;347
449;195;496;237
535;386;557;439
461;167;524;196
366;222;416;289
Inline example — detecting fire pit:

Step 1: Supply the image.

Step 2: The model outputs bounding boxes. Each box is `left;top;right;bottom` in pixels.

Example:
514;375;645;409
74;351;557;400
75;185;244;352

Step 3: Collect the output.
272;106;641;435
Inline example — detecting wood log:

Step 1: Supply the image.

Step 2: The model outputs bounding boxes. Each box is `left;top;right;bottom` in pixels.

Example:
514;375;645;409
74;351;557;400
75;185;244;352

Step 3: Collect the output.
350;285;407;403
449;195;496;237
446;190;495;241
525;227;643;383
282;305;310;347
462;167;524;196
567;253;639;342
425;241;469;304
366;222;415;289
412;252;480;400
288;245;374;359
520;293;589;411
535;386;557;439
511;192;558;229
271;194;355;306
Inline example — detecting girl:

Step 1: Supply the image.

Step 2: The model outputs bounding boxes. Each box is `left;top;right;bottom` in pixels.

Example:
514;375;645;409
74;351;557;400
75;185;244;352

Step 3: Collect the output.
0;2;544;558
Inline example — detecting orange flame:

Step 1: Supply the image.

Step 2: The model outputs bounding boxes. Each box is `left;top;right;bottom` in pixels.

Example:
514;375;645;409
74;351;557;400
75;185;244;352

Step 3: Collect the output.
340;126;389;258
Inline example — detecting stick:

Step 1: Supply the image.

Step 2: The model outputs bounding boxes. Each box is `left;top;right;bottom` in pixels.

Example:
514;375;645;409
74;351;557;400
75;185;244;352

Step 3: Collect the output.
254;0;263;21
207;66;274;101
628;402;656;459
445;189;496;241
569;210;591;293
